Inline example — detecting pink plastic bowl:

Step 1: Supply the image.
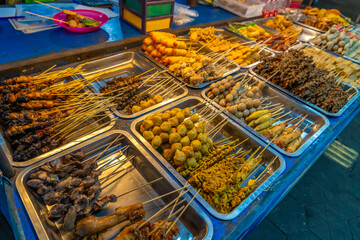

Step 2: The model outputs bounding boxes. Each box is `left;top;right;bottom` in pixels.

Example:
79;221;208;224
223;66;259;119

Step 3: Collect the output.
53;9;109;33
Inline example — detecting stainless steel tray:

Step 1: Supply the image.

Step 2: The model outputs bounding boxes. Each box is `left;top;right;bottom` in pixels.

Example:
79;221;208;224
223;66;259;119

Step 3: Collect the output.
226;20;303;54
253;17;319;43
140;42;240;89
81;51;188;119
131;96;286;220
16;130;213;240
197;28;275;69
201;73;330;157
249;67;359;117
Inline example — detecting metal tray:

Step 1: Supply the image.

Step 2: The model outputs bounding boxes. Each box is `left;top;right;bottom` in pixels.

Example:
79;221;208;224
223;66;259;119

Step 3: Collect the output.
249;67;359;117
81;51;188;119
131;96;286;220
140;42;240;89
226;20;303;54
201;73;330;157
196;28;275;69
254;17;319;43
16;130;213;240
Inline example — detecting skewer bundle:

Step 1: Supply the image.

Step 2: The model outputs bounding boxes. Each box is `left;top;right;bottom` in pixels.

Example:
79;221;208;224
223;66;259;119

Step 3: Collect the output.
142;31;224;87
0;66;112;162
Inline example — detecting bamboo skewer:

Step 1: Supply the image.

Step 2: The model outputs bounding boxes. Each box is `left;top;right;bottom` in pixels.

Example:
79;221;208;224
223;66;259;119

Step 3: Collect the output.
25;11;68;24
116;177;164;199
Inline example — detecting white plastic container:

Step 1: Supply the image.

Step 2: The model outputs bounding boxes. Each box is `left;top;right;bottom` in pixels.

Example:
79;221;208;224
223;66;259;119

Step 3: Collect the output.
214;0;265;18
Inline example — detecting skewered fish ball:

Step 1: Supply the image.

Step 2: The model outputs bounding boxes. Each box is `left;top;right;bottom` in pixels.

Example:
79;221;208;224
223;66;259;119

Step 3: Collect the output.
160;121;172;132
170;128;176;133
142;120;154;130
235;111;243;118
162;112;171;121
187;127;198;140
228;106;237;114
171;143;182;152
173;108;181;113
230;90;238;98
151;136;162;149
160;132;169;143
143;131;154;141
252;86;260;93
224;82;231;90
174;150;186;166
175;112;185;123
246;91;254;98
200;144;210;155
211;88;220;96
194;151;202;160
145;115;154;121
190;114;199;123
196;123;205;133
218;94;224;100
177;124;188;137
168;117;179;127
219;99;226;107
153;115;162;126
246;100;253;109
207;138;213;146
210;83;218;90
240;98;246;103
152;126;162;135
229;80;236;86
186;157;197;168
163;149;174;161
140;101;151;109
225;94;233;102
191;140;201;151
243;109;250;117
169;132;181;144
182;146;194;158
153;95;163;104
180;136;190;146
148;99;156;106
184;119;194;130
197;133;208;144
219;85;225;93
237;103;246;111
253;99;261;108
131;106;142;114
249;108;256;114
182;107;191;117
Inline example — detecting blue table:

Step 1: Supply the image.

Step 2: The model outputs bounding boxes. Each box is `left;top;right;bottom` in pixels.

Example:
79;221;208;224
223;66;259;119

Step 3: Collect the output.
1;1;359;240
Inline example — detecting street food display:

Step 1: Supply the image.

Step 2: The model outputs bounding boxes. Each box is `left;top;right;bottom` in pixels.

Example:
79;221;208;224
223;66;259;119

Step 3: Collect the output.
303;47;360;87
142;31;228;87
301;7;350;31
6;8;360;240
64;10;100;28
188;27;272;67
253;49;352;113
312;28;360;61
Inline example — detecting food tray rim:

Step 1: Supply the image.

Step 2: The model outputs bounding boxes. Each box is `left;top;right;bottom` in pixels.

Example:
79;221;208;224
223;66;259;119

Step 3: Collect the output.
200;72;330;157
15;129;214;240
130;96;286;220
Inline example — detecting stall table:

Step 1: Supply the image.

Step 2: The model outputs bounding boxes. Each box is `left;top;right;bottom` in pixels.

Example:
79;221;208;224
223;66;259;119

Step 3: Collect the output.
0;1;359;240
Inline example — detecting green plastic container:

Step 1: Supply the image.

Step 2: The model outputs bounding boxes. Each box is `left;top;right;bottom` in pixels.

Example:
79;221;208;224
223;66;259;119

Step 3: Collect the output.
147;3;172;17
